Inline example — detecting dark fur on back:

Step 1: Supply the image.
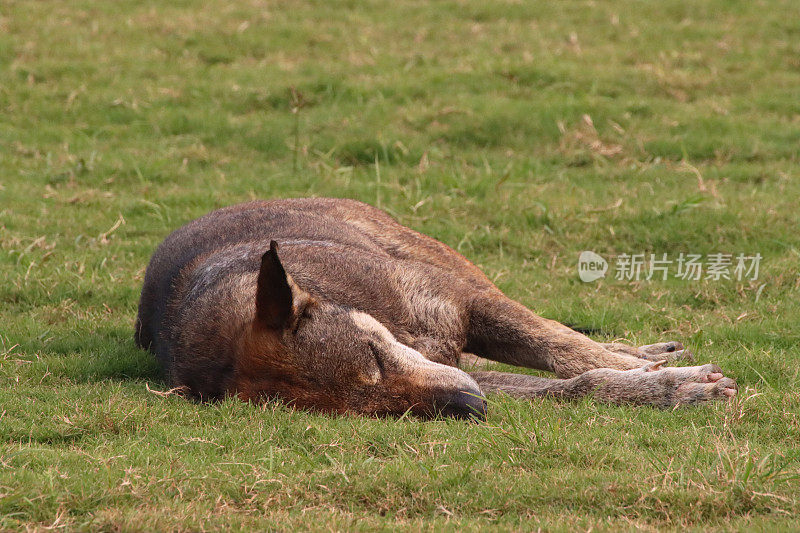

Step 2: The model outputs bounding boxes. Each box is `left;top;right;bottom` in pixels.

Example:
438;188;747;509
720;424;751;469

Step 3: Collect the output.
136;198;490;355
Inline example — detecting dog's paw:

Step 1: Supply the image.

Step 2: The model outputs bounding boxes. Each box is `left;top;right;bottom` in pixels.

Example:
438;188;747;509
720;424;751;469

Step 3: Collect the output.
585;362;737;408
641;362;737;407
602;340;693;362
637;341;694;362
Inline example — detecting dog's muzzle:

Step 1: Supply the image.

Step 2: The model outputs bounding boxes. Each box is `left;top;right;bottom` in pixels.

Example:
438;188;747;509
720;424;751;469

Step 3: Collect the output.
433;385;487;421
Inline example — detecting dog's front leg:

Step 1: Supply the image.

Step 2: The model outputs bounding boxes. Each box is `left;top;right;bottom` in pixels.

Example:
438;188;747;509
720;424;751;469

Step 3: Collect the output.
464;293;654;378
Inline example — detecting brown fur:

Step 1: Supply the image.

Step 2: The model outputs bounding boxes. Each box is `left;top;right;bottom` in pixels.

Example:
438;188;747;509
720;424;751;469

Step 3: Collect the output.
135;198;736;419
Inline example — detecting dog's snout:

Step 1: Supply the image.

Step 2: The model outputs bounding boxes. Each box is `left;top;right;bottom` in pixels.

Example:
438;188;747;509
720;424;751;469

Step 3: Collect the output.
434;386;487;421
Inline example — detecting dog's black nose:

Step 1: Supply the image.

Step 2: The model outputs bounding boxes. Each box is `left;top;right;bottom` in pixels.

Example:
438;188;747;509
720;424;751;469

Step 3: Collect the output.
435;387;487;421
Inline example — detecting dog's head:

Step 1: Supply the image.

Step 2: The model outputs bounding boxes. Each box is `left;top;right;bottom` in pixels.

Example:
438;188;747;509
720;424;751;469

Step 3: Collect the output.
233;241;486;420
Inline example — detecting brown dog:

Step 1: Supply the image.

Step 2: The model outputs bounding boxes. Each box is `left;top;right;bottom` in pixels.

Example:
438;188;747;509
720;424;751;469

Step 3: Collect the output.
135;198;736;419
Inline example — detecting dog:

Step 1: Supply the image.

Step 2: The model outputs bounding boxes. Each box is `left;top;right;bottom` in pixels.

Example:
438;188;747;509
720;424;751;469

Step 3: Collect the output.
135;198;737;420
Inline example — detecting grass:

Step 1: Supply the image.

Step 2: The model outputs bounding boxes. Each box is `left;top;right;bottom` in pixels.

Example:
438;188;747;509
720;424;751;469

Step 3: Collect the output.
1;0;799;530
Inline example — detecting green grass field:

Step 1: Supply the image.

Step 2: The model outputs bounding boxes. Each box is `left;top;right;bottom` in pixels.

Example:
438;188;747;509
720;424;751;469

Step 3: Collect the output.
2;0;799;530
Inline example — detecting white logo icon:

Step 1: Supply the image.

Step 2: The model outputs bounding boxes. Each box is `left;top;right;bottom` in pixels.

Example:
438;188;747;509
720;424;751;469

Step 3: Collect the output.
578;251;608;282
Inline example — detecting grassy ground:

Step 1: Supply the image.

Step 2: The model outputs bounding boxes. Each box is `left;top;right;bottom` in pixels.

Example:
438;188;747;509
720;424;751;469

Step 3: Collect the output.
1;0;799;530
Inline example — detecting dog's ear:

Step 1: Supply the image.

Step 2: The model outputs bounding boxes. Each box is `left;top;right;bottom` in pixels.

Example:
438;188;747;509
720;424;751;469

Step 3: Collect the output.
255;241;294;329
